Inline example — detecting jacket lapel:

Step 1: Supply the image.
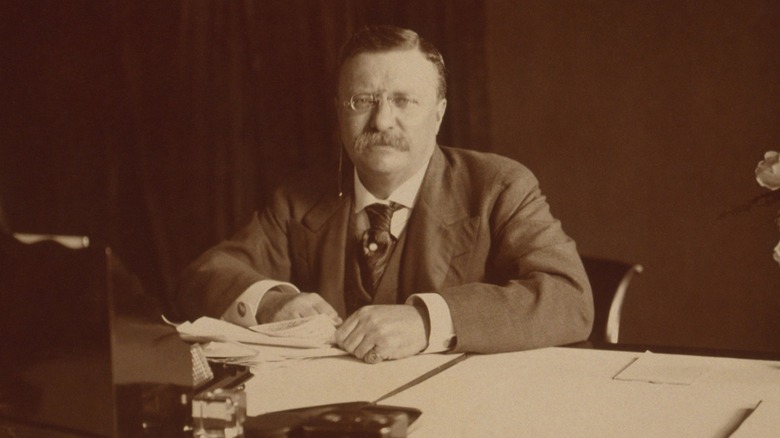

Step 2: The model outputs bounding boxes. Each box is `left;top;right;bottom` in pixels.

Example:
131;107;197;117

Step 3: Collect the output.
399;147;480;299
295;181;352;316
291;149;480;309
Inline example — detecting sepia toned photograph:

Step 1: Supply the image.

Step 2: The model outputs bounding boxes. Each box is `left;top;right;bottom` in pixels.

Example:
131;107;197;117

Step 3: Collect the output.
1;1;778;436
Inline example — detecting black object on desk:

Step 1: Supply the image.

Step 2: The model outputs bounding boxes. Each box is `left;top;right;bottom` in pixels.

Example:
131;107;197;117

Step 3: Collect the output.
245;402;421;438
0;234;249;437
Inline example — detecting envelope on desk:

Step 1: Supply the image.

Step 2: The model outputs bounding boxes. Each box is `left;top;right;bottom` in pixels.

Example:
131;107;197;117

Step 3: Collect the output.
613;351;709;385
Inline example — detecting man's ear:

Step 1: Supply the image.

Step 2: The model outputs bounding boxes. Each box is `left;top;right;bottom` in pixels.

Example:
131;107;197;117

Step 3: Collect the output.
435;98;447;131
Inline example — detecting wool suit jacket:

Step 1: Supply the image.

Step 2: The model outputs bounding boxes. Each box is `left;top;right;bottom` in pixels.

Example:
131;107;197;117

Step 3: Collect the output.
177;146;594;354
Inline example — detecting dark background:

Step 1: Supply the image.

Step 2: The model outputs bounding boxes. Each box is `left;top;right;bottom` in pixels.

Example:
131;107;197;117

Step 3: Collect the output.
1;0;778;352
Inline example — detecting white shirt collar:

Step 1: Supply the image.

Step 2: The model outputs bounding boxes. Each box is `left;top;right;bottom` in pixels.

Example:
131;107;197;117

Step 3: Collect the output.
353;155;432;213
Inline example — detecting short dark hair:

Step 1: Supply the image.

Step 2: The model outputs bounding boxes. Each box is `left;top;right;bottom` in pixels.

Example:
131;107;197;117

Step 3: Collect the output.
338;25;447;100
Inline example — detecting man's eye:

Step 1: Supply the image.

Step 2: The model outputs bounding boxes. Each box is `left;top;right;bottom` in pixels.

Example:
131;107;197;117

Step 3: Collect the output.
351;95;375;109
390;96;415;109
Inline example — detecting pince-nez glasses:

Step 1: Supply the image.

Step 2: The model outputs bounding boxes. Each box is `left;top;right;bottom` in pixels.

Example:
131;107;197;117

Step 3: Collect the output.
341;93;421;115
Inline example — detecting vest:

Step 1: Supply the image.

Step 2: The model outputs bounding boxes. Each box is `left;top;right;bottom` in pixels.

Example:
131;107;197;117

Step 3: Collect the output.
343;209;409;315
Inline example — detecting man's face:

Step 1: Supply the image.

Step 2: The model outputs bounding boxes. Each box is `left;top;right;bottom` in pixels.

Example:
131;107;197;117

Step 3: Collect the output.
337;49;447;186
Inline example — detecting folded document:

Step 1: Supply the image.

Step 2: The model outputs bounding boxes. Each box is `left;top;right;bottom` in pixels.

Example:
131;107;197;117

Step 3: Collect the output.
175;314;337;348
173;315;348;364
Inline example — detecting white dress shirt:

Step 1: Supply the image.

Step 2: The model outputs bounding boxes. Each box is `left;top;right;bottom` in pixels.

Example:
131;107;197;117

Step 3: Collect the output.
223;156;456;353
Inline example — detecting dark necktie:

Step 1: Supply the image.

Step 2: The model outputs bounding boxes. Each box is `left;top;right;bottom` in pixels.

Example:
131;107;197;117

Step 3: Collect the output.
360;202;402;295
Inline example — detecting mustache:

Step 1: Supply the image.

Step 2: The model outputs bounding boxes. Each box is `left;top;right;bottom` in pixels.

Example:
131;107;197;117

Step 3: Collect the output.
353;131;410;153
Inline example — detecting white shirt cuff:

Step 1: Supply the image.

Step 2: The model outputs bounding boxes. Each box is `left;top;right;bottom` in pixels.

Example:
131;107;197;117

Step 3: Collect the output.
406;293;456;353
221;280;299;327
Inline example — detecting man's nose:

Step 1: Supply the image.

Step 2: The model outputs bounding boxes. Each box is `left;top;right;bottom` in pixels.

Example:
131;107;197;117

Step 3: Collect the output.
370;97;395;131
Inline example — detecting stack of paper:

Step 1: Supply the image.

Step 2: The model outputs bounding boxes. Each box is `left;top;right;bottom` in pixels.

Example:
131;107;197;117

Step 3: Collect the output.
168;314;466;416
172;315;348;365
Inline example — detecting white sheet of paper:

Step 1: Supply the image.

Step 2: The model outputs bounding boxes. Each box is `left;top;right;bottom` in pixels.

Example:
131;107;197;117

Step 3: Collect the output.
249;315;336;344
244;353;464;416
175;316;334;348
382;348;777;438
201;341;258;358
730;401;780;438
613;350;709;385
208;344;349;365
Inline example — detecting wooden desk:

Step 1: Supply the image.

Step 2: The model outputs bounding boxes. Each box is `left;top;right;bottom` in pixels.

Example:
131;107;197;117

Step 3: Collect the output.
242;344;779;436
380;347;780;437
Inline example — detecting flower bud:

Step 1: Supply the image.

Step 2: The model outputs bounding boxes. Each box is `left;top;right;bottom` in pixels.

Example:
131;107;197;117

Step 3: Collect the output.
774;240;780;267
756;151;780;190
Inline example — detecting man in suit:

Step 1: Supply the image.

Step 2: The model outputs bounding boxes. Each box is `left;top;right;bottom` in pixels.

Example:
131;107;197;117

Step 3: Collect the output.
177;25;593;363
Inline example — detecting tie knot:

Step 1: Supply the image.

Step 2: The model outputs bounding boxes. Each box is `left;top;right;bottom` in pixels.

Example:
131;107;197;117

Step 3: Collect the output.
365;202;400;233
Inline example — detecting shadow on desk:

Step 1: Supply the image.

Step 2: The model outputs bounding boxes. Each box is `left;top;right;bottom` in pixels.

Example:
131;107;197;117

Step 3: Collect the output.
570;340;780;361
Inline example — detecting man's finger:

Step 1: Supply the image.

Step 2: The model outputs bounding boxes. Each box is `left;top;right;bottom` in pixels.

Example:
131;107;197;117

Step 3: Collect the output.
353;338;375;360
333;314;359;345
340;327;366;355
363;347;384;364
311;299;342;324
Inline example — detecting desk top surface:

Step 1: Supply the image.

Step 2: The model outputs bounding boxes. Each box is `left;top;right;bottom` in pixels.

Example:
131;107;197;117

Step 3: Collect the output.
245;345;780;438
382;347;780;437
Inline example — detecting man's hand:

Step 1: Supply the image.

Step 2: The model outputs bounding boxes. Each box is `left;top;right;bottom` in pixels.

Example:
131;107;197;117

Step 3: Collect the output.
257;290;341;324
334;304;430;362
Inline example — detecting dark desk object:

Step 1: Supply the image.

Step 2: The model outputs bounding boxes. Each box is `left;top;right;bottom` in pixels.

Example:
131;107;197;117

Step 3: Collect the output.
0;234;242;437
245;403;421;438
581;255;644;344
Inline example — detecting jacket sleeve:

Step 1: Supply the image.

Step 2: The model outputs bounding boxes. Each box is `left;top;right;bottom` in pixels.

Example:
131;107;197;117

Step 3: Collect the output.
440;168;594;353
175;187;294;321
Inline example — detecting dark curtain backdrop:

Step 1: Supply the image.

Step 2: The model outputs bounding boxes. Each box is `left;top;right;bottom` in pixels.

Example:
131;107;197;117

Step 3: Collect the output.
0;1;489;313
